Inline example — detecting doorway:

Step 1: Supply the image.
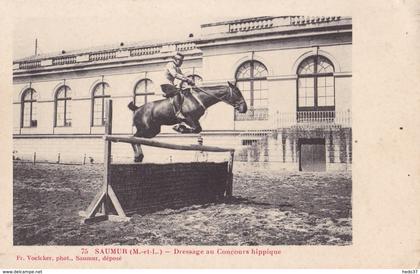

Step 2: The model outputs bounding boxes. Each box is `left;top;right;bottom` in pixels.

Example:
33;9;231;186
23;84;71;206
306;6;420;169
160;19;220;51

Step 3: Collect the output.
299;138;326;172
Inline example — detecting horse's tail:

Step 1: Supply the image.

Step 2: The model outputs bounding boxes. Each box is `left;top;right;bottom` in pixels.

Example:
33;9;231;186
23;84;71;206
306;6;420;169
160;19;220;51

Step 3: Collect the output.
128;101;139;112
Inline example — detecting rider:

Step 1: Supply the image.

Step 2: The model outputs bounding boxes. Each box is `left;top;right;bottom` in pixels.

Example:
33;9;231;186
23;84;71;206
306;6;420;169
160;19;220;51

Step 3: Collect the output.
161;52;195;120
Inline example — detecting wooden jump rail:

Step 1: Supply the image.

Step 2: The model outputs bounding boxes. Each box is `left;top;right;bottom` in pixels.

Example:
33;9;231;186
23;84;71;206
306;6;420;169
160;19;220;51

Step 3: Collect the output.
104;135;235;153
80;100;235;223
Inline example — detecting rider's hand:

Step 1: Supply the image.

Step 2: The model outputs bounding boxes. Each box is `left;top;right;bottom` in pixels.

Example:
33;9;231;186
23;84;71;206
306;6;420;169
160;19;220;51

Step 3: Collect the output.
188;79;195;86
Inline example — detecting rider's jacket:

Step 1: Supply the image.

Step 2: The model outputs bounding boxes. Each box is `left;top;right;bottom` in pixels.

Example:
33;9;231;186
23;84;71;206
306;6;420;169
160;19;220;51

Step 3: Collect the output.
164;61;189;87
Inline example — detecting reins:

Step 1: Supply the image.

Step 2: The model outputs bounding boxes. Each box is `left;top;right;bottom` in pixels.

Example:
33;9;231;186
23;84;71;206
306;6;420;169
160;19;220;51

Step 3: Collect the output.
192;86;237;108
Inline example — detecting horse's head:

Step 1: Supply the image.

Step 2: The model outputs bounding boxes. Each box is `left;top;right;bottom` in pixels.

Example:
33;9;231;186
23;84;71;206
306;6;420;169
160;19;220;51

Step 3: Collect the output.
228;81;247;113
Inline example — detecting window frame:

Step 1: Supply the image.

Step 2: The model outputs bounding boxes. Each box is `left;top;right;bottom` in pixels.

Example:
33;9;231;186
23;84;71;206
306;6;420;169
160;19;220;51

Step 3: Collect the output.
20;88;38;128
54;85;72;127
91;82;111;127
133;79;155;106
234;60;269;121
296;55;335;112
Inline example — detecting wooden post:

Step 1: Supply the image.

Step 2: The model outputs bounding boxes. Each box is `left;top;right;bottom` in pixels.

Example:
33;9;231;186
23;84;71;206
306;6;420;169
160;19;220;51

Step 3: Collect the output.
103;100;113;216
226;150;234;197
57;153;60;164
81;99;129;223
33;152;36;165
83;154;86;165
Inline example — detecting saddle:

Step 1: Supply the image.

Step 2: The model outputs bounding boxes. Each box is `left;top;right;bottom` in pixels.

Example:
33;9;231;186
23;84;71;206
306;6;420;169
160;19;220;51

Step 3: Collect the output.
160;84;189;120
161;84;181;98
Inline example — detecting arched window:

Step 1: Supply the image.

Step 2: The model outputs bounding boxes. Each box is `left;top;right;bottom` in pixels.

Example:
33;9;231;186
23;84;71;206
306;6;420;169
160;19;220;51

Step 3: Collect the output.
91;82;110;126
134;79;154;106
235;60;268;120
297;55;335;111
21;88;38;128
55;85;72;127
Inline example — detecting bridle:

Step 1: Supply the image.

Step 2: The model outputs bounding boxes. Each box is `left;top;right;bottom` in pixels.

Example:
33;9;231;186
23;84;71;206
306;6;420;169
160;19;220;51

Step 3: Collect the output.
192;85;244;110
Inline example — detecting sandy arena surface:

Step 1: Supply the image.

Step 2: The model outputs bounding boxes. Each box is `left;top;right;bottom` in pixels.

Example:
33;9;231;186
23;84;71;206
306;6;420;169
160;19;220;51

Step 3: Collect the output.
13;162;352;245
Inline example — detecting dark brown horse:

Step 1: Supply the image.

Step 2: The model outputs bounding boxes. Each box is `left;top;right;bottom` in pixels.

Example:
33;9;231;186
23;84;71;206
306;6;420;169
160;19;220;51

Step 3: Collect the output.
127;81;247;162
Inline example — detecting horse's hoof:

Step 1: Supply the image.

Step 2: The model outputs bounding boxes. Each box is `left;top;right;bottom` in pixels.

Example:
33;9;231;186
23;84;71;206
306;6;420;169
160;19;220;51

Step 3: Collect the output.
172;124;185;133
134;155;144;162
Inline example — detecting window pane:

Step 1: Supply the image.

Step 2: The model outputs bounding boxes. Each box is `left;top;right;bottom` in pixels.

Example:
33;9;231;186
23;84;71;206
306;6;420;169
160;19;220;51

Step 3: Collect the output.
298;97;306;107
242;89;251;101
299;78;314;88
23;102;31;127
23;90;32;101
93;98;104;125
306;96;314;107
259;80;268;90
317;76;326;87
253;62;268;78
318;96;327;106
326;96;335;106
318;85;326;97
238;81;251;92
326;86;334;97
57;88;65;99
306;78;314;88
317;56;334;73
31;102;37;121
135;79;154;105
57;101;64;126
306;87;315;98
260;89;268;99
254;80;268;91
66;100;72;125
298;58;315;74
236;62;251;79
93;82;109;96
326;76;334;87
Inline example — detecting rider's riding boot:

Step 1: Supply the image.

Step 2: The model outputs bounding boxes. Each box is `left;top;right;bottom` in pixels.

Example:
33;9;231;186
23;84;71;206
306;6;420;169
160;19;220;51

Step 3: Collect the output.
174;93;186;120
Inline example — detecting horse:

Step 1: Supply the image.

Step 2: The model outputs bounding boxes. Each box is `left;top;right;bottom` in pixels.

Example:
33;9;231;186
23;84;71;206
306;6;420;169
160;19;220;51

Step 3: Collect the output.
127;81;247;162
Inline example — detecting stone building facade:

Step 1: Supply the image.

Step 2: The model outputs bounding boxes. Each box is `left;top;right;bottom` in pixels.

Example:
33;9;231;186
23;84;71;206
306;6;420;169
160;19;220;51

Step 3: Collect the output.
13;16;352;171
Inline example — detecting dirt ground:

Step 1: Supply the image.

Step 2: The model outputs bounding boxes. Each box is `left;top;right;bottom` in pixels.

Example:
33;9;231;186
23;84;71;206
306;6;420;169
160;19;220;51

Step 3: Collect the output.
13;162;352;245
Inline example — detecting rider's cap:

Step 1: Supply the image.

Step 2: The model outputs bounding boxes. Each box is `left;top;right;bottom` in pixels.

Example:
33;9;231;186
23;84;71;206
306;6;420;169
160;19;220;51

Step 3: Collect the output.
173;52;184;60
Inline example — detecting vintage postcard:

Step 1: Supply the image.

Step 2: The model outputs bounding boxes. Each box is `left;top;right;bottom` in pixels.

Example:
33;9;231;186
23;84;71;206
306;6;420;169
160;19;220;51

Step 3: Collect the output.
0;0;419;269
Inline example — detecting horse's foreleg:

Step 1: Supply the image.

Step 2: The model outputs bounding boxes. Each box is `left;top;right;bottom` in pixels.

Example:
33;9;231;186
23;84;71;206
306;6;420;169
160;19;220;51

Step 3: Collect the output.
131;143;144;162
182;118;202;134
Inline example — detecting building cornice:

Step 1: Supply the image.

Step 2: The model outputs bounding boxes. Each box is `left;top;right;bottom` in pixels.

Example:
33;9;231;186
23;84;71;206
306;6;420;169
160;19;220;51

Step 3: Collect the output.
13;50;202;79
199;16;351;42
198;23;352;49
13;16;351;78
13;41;201;76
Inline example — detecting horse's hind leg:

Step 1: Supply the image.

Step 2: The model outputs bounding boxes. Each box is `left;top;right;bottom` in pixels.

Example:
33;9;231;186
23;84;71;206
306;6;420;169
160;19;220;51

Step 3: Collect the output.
132;129;144;162
131;143;144;162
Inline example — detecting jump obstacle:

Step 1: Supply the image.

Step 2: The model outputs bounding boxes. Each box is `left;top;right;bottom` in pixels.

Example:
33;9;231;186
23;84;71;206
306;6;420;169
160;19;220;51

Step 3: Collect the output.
80;100;235;223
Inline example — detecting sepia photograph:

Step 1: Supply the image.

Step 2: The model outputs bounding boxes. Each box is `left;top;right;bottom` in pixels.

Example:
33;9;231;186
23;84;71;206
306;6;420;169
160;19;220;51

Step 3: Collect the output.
12;12;352;246
1;0;419;270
